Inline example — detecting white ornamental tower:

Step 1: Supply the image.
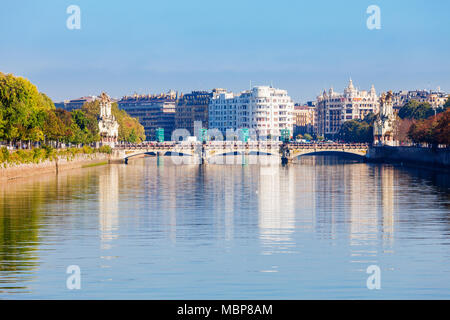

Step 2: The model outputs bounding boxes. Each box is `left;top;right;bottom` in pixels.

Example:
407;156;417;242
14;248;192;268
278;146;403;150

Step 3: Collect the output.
98;92;119;147
373;90;396;146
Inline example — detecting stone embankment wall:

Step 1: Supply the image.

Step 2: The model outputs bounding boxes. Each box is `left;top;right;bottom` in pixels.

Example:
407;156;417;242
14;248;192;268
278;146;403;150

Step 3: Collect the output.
367;146;450;168
0;153;110;182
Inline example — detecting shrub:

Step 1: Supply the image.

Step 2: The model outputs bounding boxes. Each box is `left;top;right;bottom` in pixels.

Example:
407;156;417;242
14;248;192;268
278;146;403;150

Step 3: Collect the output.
81;145;94;154
98;145;112;154
0;147;9;163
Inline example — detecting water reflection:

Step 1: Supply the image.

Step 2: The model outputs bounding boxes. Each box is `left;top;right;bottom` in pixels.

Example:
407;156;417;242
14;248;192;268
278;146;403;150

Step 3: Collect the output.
380;166;395;248
0;155;449;298
99;165;119;249
0;180;42;294
0;168;105;294
258;163;295;253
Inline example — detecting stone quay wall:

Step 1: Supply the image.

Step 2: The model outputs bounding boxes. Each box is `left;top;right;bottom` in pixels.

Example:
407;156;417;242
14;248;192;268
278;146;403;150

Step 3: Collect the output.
0;153;110;182
367;146;450;169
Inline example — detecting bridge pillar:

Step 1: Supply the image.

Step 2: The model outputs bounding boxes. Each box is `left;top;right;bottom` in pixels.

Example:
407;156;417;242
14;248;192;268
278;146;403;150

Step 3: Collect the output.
200;143;207;165
280;143;291;165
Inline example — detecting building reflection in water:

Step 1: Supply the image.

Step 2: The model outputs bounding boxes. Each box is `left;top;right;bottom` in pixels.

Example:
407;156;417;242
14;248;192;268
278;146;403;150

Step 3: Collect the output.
223;165;235;242
258;158;295;254
295;156;396;265
203;162;245;243
348;164;378;247
99;165;119;250
293;158;316;233
380;166;395;248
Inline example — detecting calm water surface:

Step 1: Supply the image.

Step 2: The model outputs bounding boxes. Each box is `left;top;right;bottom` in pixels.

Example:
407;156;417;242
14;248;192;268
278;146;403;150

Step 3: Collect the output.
0;155;449;299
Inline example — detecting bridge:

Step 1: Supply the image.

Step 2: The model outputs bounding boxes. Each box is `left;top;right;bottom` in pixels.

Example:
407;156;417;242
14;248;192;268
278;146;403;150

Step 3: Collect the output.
110;142;369;164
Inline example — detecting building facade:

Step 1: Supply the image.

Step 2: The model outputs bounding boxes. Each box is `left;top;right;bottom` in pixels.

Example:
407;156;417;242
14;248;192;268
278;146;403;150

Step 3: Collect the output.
391;89;448;110
54;96;98;111
208;86;294;139
118;91;177;141
293;104;315;136
315;79;379;138
175;91;213;135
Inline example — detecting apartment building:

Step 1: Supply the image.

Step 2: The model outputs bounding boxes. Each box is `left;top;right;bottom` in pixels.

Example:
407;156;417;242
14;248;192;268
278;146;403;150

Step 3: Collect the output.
208;86;294;139
315;79;379;138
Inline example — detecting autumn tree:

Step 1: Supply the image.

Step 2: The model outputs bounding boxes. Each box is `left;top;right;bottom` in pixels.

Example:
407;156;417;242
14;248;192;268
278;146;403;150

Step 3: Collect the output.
408;109;450;147
393;117;414;145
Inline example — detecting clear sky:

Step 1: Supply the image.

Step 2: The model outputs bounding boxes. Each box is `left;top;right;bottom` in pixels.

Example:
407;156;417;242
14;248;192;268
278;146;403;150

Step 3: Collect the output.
0;0;449;103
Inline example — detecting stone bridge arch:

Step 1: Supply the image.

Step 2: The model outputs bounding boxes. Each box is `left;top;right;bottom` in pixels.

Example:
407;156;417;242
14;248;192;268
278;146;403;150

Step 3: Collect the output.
288;149;367;160
205;149;280;161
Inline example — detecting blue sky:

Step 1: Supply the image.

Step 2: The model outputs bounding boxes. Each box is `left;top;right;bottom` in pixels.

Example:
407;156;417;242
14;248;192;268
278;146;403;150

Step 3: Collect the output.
0;0;449;102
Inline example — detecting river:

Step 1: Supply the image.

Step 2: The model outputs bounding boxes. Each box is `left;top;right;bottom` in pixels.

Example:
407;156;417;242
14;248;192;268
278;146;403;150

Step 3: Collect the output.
0;155;449;299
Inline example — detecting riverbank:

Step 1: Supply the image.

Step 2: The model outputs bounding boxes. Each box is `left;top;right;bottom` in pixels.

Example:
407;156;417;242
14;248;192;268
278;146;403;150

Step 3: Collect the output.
367;146;450;170
0;153;111;182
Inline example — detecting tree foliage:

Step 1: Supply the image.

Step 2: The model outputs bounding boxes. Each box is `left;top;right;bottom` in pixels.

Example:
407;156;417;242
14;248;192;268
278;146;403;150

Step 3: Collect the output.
338;120;373;143
0;72;54;144
338;112;375;143
398;100;435;120
393;117;414;145
0;72;145;146
408;108;450;146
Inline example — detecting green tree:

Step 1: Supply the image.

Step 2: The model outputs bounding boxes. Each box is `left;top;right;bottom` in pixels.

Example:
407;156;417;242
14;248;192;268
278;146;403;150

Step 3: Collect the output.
338;119;373;143
398;100;434;120
362;112;376;124
43;109;65;144
55;108;75;144
128;129;138;143
0;73;55;146
71;109;100;144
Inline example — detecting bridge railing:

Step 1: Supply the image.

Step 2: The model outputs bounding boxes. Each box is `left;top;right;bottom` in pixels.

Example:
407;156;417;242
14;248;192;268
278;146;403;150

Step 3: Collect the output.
115;141;282;150
288;143;369;149
114;142;369;150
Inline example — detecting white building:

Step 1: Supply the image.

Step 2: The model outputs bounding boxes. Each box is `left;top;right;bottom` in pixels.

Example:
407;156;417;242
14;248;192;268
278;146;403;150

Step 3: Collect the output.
208;86;294;139
315;79;379;138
